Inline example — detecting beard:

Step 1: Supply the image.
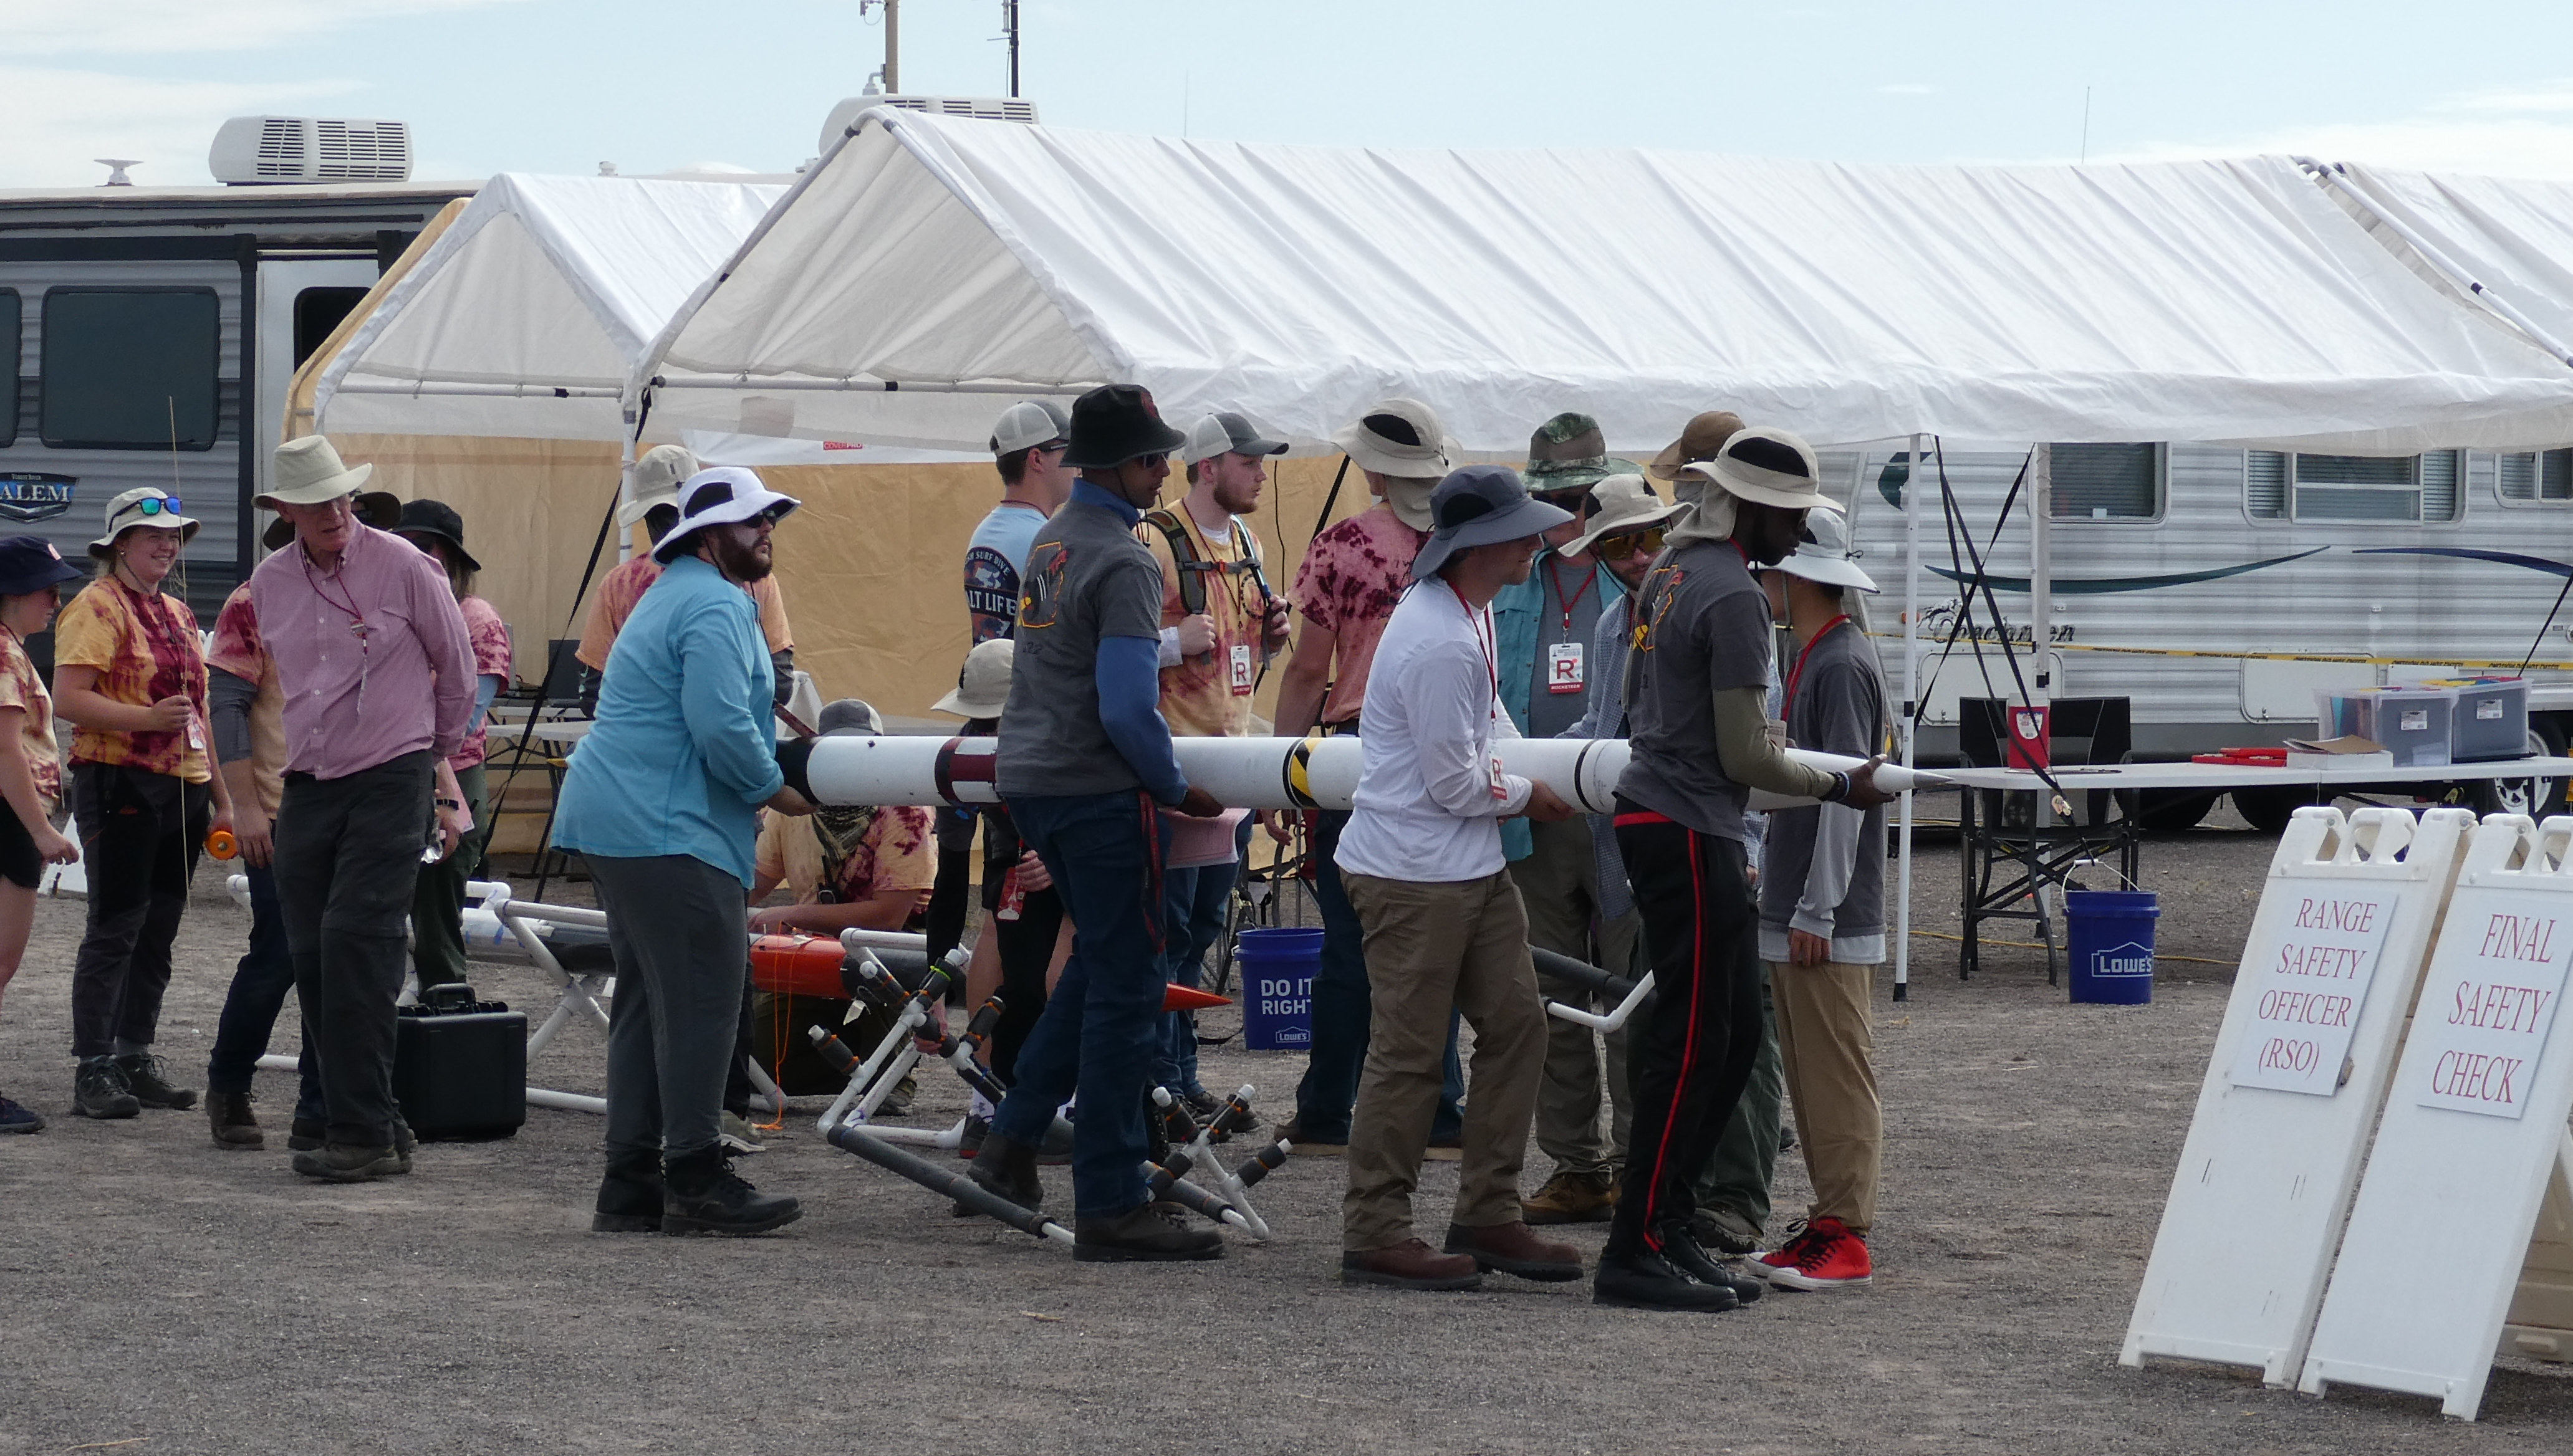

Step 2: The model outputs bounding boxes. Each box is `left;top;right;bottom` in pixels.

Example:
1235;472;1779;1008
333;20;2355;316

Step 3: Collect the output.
707;527;774;582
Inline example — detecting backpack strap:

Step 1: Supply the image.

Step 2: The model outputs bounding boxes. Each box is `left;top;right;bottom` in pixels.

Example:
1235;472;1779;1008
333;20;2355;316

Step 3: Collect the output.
1142;505;1211;618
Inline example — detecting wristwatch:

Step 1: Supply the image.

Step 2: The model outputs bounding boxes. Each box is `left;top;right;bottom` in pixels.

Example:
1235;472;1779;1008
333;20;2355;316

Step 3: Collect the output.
1822;771;1851;804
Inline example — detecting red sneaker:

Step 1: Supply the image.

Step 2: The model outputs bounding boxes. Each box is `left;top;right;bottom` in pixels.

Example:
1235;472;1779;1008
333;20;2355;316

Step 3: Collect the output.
1763;1217;1872;1290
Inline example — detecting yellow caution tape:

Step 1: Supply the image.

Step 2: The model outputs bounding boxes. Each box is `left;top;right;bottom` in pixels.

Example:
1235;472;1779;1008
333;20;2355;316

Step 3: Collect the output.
1867;630;2573;673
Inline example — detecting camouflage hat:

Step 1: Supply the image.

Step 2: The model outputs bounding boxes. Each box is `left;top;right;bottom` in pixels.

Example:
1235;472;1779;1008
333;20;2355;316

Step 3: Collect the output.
1524;412;1616;491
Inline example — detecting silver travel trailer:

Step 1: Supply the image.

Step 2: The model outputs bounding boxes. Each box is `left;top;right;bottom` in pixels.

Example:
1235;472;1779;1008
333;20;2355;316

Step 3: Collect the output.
0;141;474;628
1832;441;2573;825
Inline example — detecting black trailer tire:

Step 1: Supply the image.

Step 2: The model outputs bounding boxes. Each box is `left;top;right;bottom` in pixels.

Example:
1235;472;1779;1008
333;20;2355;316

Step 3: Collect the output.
2135;788;2220;833
2233;784;2329;836
2470;718;2570;819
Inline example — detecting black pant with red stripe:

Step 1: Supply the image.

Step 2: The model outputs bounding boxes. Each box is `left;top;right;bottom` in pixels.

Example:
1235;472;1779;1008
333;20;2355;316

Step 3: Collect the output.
1609;803;1765;1258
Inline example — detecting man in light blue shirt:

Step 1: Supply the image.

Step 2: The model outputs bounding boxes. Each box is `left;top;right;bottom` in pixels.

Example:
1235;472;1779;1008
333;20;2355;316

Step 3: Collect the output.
554;467;815;1238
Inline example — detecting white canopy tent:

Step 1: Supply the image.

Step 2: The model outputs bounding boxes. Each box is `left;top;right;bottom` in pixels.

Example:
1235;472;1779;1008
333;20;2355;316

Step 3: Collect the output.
636;109;2573;457
314;171;787;441
630;110;2573;997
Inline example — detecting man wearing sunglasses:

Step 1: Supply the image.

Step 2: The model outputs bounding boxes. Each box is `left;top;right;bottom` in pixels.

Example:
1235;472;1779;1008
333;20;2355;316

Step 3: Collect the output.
1489;413;1648;1227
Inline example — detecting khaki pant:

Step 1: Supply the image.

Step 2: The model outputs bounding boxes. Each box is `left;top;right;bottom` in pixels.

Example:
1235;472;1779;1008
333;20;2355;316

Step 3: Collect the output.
1769;957;1882;1234
1342;869;1549;1252
1508;815;1637;1178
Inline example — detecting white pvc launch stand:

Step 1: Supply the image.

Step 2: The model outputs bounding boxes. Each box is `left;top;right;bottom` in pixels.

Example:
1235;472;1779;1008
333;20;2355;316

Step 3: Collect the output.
2122;805;2473;1383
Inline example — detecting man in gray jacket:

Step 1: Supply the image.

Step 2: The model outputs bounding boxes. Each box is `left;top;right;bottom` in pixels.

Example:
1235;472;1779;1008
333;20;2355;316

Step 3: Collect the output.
1746;508;1888;1291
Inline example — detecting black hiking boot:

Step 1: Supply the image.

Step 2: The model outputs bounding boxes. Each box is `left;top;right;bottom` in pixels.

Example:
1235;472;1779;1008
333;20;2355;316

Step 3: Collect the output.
663;1146;802;1236
1593;1245;1741;1312
967;1129;1044;1212
207;1090;263;1149
1653;1220;1764;1303
112;1052;197;1110
1074;1202;1225;1263
593;1149;665;1233
70;1057;140;1120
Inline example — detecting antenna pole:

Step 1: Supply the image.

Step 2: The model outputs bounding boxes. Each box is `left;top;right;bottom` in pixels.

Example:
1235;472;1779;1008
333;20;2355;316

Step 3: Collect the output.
884;0;900;93
1004;0;1021;97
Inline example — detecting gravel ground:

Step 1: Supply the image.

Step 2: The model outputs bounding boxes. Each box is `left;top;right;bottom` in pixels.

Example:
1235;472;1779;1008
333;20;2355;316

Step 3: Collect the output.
5;806;2573;1454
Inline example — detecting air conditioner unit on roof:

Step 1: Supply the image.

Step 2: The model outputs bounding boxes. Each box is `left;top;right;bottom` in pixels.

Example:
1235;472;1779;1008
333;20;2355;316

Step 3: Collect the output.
819;95;1037;155
210;117;413;184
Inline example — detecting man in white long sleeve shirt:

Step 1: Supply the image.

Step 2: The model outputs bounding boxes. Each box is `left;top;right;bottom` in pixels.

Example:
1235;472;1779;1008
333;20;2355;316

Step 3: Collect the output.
1335;465;1585;1293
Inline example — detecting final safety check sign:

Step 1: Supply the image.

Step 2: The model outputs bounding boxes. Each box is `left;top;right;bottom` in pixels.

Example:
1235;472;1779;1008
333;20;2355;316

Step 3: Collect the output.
2228;888;2400;1098
2408;890;2573;1120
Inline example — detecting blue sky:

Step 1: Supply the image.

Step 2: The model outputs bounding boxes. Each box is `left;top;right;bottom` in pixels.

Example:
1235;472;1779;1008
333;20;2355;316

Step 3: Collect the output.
11;1;2573;187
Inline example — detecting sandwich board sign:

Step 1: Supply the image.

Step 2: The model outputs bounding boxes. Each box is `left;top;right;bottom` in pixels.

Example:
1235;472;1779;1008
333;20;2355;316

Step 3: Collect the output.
2122;807;2473;1383
2301;815;2573;1419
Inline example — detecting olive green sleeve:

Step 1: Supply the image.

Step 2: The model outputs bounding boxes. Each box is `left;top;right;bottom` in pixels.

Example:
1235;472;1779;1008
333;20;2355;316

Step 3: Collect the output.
1710;684;1839;800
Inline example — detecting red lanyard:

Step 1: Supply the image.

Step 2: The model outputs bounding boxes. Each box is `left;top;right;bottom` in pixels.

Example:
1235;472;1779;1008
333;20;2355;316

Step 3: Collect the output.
1545;555;1597;636
1446;580;1499;697
1784;615;1851;709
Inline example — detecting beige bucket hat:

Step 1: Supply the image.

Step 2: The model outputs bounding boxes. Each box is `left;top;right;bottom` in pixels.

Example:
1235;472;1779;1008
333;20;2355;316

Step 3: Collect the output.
89;488;201;558
1332;398;1456;482
261;435;375;510
1676;426;1834;511
621;444;701;529
1564;474;1683;558
933;637;1015;719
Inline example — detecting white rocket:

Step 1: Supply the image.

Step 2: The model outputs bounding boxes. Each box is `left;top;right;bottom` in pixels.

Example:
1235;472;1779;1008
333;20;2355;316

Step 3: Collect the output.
804;734;1945;813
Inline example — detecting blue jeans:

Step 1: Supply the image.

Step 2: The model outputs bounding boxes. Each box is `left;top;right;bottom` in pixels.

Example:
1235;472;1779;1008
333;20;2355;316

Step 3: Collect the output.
203;864;323;1122
992;790;1169;1219
1292;810;1464;1142
1156;858;1238;1094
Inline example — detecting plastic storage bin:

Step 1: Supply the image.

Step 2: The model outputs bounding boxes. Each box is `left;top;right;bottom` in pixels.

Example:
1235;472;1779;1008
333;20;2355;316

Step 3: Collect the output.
2317;686;2457;768
2424;677;2529;762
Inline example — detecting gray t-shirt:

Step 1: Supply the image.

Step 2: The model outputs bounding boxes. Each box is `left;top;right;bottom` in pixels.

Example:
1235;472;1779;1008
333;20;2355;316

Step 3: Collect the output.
1526;555;1607;740
1614;539;1775;843
995;497;1166;798
1759;622;1889;957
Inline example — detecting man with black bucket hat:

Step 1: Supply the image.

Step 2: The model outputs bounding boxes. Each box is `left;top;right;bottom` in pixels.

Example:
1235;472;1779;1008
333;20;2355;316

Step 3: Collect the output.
968;383;1232;1263
1596;425;1893;1311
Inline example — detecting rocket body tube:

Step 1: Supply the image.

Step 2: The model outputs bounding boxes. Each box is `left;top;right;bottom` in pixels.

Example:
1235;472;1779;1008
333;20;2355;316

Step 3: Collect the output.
806;735;1946;813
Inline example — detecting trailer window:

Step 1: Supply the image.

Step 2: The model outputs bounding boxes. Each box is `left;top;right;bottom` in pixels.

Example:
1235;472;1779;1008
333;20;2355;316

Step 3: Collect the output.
2498;449;2573;504
0;291;17;448
2244;450;2461;524
2049;443;2160;520
39;287;221;451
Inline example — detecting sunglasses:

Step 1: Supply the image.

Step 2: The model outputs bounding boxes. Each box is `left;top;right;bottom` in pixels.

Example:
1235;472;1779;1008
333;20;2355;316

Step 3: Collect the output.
126;496;181;518
1593;524;1666;559
1134;452;1170;469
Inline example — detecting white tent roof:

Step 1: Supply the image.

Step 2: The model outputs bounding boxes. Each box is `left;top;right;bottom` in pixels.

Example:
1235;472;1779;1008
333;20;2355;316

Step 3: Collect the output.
2332;165;2573;365
636;111;2573;456
315;172;787;440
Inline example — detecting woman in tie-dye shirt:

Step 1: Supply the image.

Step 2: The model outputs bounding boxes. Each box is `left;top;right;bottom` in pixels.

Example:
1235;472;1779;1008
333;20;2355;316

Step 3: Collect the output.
0;536;88;1133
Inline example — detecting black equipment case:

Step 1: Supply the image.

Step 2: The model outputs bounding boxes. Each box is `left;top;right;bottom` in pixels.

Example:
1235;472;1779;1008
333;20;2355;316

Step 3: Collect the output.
393;984;527;1139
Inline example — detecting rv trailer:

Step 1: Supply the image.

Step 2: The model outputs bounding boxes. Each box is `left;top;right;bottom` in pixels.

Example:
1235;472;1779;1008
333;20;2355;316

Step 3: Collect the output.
0;141;474;630
1837;442;2573;826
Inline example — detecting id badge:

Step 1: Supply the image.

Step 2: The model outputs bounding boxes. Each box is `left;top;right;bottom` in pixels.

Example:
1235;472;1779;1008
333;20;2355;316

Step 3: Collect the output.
1229;643;1254;696
186;714;205;750
1547;639;1585;694
997;866;1024;922
1488;753;1509;802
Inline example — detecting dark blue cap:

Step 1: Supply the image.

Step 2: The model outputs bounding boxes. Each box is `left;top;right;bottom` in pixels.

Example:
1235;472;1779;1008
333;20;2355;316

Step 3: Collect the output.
0;535;84;598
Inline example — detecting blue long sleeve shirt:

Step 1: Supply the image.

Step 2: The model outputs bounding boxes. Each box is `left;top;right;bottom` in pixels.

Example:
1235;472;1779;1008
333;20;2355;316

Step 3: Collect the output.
552;554;782;885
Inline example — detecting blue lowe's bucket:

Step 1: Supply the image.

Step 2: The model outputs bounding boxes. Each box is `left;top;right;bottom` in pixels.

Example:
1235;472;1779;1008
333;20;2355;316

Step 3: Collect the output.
1236;927;1322;1050
2066;890;2158;1005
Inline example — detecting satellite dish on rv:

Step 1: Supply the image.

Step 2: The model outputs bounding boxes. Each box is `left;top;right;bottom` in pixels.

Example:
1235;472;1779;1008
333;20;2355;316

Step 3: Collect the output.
94;160;140;187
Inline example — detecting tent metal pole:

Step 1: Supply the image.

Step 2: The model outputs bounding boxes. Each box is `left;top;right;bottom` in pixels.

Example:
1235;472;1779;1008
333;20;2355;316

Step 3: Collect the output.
2300;158;2573;370
646;374;1097;396
330;380;624;398
1894;434;1923;1002
2030;442;2053;709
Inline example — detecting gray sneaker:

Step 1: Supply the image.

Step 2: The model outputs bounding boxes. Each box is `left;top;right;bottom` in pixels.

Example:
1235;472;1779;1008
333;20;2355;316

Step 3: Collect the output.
1692;1205;1764;1257
292;1143;401;1182
719;1111;765;1155
70;1057;140;1120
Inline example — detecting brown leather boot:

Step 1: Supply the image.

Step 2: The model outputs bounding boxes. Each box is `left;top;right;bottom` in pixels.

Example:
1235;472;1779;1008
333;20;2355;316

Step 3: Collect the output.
1522;1169;1617;1224
1341;1238;1481;1290
206;1091;262;1149
1443;1220;1585;1281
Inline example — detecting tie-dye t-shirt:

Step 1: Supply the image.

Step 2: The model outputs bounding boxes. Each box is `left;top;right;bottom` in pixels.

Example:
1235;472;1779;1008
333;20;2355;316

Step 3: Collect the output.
1287;502;1426;728
52;575;211;783
450;593;514;771
203;585;287;817
0;628;62;812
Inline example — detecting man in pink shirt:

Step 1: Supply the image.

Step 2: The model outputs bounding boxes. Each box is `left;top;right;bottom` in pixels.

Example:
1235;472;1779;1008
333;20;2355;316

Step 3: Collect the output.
250;435;475;1182
1272;399;1467;1154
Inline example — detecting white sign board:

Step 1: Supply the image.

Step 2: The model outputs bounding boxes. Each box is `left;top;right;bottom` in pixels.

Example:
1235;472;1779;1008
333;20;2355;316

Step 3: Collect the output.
2302;815;2573;1420
2227;886;2402;1097
2122;808;2471;1385
2407;894;2573;1119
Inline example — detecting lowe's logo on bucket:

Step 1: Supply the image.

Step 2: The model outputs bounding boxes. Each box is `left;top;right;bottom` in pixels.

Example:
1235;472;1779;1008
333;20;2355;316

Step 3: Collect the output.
2092;940;2154;978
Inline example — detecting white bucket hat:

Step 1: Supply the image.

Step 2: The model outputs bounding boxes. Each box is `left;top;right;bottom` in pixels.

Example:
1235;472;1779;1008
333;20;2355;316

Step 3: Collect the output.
1772;506;1878;592
933;637;1015;719
652;467;802;564
1676;426;1834;512
89;487;201;557
1564;474;1683;558
1332;398;1457;482
261;435;375;510
620;444;701;529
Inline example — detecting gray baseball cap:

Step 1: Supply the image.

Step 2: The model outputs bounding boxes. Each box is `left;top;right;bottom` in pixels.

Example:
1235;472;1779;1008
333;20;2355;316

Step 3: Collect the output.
989;400;1071;456
1182;411;1289;466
